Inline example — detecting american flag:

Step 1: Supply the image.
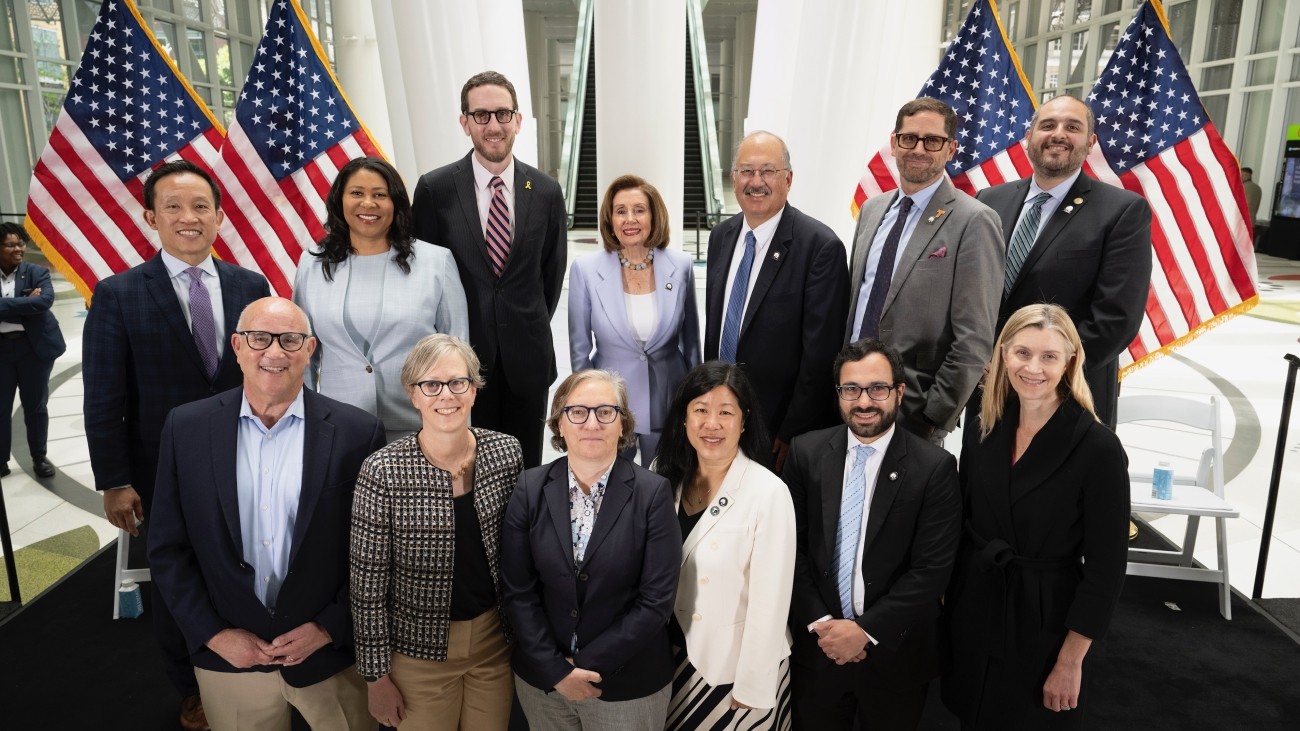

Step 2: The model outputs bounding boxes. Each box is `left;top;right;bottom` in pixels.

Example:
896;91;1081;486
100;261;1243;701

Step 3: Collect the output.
851;0;1034;215
25;0;225;300
1086;0;1258;374
211;0;382;296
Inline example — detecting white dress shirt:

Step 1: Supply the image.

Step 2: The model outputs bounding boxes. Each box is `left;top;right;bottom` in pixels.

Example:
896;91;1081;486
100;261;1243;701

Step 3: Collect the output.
471;155;516;239
0;268;23;333
159;250;226;359
720;209;784;322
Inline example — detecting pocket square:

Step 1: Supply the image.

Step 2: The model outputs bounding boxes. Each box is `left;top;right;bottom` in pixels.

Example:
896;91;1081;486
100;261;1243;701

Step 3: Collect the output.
928;246;948;259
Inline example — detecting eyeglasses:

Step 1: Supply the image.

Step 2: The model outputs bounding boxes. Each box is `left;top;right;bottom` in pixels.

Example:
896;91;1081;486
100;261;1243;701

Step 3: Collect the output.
732;167;788;181
237;330;309;352
468;109;518;125
894;133;951;152
412;377;473;397
562;404;622;424
835;383;899;402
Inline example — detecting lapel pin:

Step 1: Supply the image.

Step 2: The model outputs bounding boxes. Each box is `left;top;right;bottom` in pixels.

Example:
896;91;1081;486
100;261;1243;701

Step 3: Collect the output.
1064;206;1074;214
718;496;728;506
889;472;898;481
666;282;673;290
710;506;720;516
1073;197;1083;204
525;180;532;190
772;251;781;261
927;209;947;224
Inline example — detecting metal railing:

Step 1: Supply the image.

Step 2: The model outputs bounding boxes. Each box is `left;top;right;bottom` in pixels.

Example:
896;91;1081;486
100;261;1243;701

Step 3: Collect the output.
557;0;594;219
686;0;724;218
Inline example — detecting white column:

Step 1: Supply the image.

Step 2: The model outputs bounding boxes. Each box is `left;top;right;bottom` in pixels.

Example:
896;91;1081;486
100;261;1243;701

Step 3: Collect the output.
595;1;686;245
746;0;940;243
524;11;550;174
732;8;756;169
372;1;537;189
333;0;394;162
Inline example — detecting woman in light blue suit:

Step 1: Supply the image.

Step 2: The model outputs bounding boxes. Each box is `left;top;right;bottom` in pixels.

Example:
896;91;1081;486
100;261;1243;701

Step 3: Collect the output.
295;157;469;442
568;175;701;465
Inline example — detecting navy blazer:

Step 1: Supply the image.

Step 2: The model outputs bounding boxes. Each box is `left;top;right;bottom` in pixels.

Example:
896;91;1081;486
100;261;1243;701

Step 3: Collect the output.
0;262;66;362
411;152;567;398
501;456;681;702
704;205;850;442
148;387;386;687
82;254;270;500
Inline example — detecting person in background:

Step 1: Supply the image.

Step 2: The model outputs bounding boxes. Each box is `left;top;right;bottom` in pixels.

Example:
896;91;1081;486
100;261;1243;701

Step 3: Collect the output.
655;361;795;730
1241;167;1262;221
351;334;522;730
0;222;65;479
569;174;700;466
502;369;681;730
295;156;468;443
943;304;1130;729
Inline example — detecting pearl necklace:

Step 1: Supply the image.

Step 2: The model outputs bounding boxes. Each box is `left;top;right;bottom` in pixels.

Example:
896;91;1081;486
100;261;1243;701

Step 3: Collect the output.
618;249;655;271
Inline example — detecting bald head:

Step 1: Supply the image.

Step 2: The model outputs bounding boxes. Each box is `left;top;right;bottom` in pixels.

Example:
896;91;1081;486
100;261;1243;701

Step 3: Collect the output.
732;131;794;228
232;297;316;420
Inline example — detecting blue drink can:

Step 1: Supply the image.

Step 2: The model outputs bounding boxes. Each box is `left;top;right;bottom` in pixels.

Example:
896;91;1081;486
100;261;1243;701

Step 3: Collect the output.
1153;461;1174;501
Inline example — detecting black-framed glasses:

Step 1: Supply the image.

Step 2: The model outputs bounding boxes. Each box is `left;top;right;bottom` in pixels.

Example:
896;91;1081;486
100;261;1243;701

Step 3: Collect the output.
468;108;518;125
732;166;788;181
412;377;473;397
835;383;899;402
562;404;622;424
237;330;309;352
894;133;951;151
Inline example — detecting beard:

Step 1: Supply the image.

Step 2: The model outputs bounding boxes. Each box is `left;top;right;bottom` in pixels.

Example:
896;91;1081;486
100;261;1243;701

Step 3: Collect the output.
843;403;898;440
1027;140;1088;178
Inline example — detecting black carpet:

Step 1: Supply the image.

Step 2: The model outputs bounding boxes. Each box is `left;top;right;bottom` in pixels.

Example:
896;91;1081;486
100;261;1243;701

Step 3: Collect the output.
3;544;1299;729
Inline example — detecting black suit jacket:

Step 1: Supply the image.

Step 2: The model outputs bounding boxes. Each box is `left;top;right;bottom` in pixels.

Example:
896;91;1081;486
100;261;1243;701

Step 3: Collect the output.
501;456;681;702
82;254;270;501
0;262;66;362
785;425;961;689
704;205;850;442
411;152;566;396
976;174;1152;425
147;387;386;687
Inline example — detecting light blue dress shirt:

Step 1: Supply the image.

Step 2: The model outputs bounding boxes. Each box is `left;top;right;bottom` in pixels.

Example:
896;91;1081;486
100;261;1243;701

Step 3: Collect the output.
237;388;306;609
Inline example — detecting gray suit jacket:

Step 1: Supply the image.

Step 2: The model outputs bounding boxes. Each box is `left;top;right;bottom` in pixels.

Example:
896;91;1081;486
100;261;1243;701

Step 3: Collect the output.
846;177;1003;432
293;240;469;441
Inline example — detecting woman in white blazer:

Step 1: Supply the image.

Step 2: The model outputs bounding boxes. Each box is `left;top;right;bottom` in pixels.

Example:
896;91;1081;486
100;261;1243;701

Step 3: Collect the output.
655;362;796;730
568;175;701;466
295;157;469;442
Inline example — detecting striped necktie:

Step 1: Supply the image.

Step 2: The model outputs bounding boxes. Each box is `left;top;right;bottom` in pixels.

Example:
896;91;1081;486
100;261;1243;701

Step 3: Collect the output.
1004;192;1052;295
485;176;511;277
718;231;757;363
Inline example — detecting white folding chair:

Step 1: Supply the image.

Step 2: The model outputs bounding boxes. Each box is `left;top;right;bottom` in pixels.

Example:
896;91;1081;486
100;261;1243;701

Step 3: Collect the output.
1119;394;1238;619
112;528;151;619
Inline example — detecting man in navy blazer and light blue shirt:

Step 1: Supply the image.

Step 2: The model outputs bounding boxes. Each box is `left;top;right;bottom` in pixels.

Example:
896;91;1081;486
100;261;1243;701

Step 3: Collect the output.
149;297;386;730
83;160;271;729
705;131;850;472
846;97;1003;445
0;222;65;479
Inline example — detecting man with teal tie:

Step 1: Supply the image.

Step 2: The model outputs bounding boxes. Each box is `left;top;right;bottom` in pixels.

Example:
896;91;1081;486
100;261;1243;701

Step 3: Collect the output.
784;339;961;730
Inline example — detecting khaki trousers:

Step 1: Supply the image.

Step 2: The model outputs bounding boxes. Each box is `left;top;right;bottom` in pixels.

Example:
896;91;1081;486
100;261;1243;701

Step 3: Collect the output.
389;609;513;731
194;665;369;731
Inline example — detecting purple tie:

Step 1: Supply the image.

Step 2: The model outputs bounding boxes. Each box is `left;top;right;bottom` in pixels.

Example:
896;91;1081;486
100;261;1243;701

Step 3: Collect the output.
485;176;512;277
185;267;218;379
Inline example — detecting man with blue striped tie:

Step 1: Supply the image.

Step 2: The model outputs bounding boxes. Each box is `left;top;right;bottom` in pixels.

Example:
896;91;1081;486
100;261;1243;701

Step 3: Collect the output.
704;131;850;473
784;339;961;730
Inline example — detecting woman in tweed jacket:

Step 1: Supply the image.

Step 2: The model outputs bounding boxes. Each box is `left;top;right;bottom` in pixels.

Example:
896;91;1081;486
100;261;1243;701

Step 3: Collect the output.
351;334;522;730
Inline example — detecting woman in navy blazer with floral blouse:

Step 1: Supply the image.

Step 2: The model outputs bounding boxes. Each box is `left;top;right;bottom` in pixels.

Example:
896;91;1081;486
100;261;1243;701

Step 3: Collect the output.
568;175;701;466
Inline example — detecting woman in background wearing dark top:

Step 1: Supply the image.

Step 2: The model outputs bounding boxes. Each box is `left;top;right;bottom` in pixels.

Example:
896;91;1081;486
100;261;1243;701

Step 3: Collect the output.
942;304;1129;729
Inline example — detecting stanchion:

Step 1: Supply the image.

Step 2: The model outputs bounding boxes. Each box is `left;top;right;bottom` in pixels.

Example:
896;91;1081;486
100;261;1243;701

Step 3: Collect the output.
0;476;22;612
1253;353;1300;599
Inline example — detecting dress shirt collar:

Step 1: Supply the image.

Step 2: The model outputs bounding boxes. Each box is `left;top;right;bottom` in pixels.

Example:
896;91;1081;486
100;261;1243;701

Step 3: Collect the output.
472;154;516;195
240;387;306;432
160;249;217;280
845;422;897;455
740;206;785;254
897;176;944;215
1026;168;1082;205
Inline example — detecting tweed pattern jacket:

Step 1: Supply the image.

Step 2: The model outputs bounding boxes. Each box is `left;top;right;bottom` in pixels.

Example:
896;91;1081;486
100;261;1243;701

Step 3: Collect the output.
351;427;522;677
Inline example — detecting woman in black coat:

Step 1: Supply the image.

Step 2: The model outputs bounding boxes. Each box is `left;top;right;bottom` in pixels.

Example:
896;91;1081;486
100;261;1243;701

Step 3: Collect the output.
942;304;1130;729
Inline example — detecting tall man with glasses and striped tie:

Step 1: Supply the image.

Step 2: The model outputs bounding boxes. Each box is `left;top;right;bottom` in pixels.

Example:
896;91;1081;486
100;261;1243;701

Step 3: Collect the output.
704;131;849;473
975;94;1152;427
413;71;567;468
846;97;1003;446
83;160;271;730
784;338;960;730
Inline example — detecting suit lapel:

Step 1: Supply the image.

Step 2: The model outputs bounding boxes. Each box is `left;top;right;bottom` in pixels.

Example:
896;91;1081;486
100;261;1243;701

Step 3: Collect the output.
210;392;245;557
980;410;1018;544
995;178;1033;243
706;216;741;341
861;431;906;557
453;154;495;276
511;161;534;265
591;253;637;352
582;458;633;564
741;210;792;336
146;256;208;378
543;459;576;563
883;180;954;314
819;429;849;562
680;451;748;561
1009;175;1092;298
1008;398;1089;505
289;391;330;568
645;252;680;351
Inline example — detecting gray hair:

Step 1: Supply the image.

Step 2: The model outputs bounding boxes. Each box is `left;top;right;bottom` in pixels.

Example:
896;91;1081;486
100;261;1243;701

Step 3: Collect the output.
546;369;637;452
400;334;485;389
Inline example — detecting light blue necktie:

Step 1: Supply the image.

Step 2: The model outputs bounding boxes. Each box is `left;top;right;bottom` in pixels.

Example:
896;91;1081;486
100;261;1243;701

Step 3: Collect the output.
1003;191;1053;296
718;231;757;363
834;444;874;619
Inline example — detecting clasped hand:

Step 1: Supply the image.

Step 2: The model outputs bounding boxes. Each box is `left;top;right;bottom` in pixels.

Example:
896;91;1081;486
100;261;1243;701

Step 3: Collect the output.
812;619;869;665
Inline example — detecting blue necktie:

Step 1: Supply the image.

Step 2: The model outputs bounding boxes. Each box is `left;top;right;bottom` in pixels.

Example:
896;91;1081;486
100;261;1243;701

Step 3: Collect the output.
1004;192;1052;296
834;444;874;619
719;231;757;363
858;196;913;340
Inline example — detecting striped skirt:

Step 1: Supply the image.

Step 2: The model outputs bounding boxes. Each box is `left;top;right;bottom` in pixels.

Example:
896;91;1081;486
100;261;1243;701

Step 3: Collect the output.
665;645;792;731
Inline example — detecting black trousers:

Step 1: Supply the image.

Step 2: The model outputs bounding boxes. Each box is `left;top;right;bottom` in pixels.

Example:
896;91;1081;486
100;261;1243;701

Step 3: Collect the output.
0;334;53;462
790;655;927;731
472;354;549;469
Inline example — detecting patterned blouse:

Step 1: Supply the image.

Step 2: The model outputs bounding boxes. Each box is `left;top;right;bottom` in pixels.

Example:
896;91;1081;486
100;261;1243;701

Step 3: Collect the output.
351;428;522;678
